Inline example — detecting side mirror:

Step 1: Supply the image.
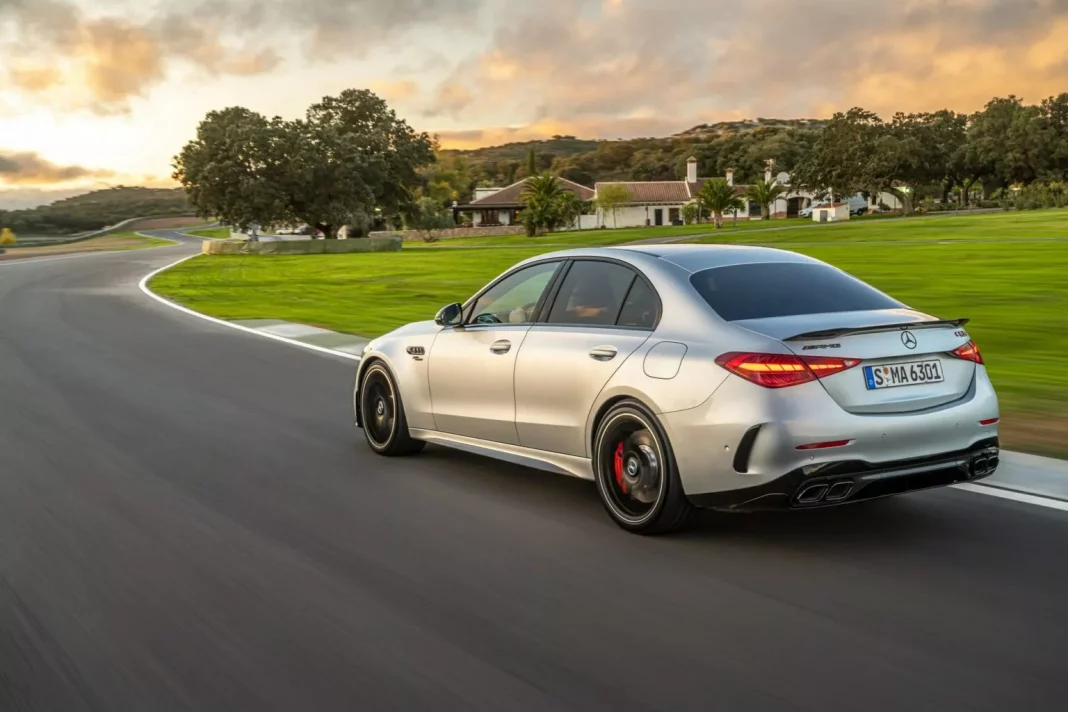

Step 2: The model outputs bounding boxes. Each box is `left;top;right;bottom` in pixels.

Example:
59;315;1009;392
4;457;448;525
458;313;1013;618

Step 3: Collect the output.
435;303;463;327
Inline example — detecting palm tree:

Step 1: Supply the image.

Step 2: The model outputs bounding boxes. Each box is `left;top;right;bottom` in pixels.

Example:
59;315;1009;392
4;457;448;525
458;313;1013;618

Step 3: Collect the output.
697;179;744;229
746;179;787;220
521;172;565;234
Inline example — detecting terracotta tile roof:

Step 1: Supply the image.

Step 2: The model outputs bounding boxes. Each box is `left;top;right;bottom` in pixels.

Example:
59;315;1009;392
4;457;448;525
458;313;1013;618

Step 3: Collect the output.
593;179;753;204
594;181;692;203
466;177;594;207
687;178;750;197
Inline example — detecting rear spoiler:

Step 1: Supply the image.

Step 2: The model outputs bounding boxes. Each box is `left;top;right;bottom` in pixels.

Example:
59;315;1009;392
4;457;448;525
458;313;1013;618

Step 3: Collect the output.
785;318;970;342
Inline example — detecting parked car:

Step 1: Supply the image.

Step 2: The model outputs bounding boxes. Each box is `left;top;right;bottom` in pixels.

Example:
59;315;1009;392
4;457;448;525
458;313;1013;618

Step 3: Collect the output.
801;195;869;218
354;245;1000;534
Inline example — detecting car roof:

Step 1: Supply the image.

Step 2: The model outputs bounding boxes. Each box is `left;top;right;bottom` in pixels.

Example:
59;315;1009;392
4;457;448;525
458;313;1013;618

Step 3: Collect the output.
525;243;823;274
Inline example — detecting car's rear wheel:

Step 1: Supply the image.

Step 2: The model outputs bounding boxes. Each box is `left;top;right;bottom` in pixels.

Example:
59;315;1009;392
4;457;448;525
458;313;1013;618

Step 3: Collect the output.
358;362;425;456
593;400;694;534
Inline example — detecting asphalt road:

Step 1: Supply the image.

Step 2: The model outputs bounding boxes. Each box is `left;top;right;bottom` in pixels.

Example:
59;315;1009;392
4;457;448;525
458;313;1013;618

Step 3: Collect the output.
2;231;1067;711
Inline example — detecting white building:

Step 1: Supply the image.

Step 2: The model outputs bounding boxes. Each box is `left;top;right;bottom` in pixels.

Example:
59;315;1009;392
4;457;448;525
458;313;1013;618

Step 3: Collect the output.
455;177;595;227
813;202;851;222
453;157;908;231
592;158;817;228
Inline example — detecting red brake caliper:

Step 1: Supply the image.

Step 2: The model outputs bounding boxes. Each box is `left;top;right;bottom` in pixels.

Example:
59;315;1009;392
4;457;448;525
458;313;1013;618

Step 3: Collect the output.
613;442;628;493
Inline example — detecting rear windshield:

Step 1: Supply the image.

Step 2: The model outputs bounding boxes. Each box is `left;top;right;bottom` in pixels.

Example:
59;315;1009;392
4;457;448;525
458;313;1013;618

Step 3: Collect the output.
690;262;903;322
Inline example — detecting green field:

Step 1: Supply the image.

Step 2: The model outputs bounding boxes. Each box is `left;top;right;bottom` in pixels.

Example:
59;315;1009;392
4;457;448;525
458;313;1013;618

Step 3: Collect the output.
187;227;230;239
149;210;1068;455
401;208;1065;249
403;215;896;249
693;208;1068;244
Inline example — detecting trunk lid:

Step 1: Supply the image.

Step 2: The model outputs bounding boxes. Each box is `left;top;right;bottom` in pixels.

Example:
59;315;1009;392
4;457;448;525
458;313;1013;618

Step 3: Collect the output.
734;309;976;414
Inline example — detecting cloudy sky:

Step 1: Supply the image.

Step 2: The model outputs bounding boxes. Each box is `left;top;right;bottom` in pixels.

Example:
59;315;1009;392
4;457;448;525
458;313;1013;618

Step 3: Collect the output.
2;0;1067;205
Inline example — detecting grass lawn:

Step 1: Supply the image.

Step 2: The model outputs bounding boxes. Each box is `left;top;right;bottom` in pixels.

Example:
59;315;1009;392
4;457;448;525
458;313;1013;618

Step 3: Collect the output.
0;232;175;261
187;227;231;240
404;219;820;248
690;208;1068;244
149;212;1068;456
402;208;1065;250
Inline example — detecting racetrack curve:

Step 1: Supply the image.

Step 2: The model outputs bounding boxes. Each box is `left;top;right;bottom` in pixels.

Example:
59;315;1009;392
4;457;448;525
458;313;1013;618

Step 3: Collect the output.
2;230;1067;711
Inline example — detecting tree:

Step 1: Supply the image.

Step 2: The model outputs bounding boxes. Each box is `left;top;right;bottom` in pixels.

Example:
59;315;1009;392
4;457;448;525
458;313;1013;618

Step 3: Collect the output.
420;150;474;204
0;227;16;253
1040;93;1068;181
967;96;1050;195
408;197;455;242
521;173;566;233
290;89;436;238
556;192;586;230
595;184;631;228
505;161;521;184
525;148;538;179
173;89;435;239
793;108;923;214
746;180;787;219
173;107;291;233
697;179;744;228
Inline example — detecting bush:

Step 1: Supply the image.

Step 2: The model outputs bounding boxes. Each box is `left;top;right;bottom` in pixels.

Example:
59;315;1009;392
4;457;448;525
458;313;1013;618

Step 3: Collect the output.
682;203;699;225
407;197;454;242
1004;182;1068;211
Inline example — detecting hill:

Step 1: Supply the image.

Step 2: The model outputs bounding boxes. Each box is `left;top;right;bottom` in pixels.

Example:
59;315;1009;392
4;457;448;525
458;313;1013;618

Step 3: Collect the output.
0;186;195;236
674;117;829;139
437;118;828;192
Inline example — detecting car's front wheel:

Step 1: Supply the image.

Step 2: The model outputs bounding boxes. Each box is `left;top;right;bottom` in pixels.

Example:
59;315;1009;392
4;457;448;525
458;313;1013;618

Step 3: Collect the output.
358;361;425;456
593;400;695;534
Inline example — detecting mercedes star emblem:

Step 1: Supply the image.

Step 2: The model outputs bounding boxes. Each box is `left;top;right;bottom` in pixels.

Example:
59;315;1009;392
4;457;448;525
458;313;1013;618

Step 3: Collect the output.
902;331;918;349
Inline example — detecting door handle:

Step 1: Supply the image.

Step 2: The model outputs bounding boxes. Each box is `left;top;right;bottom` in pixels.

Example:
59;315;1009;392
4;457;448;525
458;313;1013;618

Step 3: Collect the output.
589;346;618;361
490;340;512;354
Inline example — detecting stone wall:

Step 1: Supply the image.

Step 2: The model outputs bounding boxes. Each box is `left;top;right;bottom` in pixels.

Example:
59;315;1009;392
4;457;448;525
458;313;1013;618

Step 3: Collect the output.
369;225;526;242
202;237;402;255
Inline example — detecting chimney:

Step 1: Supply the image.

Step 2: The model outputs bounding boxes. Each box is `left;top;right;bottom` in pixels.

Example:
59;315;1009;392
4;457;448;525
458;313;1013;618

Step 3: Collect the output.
764;158;775;185
686;156;698;184
726;168;734;186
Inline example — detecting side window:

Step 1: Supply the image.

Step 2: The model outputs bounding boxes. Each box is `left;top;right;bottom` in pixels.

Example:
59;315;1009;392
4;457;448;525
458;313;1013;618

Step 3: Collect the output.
467;261;560;325
616;278;659;329
546;261;637;327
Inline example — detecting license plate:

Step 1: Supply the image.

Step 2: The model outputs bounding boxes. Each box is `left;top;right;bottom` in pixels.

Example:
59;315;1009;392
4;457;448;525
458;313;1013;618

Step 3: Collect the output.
864;359;944;390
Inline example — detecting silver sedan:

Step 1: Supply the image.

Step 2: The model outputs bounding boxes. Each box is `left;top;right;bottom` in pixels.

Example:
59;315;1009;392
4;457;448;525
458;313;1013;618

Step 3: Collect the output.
355;245;1000;534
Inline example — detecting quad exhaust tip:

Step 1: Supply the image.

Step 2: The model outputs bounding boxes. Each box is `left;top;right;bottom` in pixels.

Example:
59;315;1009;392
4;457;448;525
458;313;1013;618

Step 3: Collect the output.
796;480;854;505
797;484;829;504
825;482;853;501
969;453;1000;478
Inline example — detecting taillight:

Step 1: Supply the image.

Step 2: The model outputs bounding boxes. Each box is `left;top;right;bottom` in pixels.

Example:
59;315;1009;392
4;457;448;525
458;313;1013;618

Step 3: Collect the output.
715;352;861;389
951;340;983;364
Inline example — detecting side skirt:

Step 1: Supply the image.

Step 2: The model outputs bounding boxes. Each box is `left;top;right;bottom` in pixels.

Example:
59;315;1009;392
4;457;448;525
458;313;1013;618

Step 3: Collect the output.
408;428;594;481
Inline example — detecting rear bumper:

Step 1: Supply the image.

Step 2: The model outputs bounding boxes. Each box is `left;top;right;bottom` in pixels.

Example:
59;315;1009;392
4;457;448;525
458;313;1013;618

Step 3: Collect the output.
660;365;1000;499
687;437;999;510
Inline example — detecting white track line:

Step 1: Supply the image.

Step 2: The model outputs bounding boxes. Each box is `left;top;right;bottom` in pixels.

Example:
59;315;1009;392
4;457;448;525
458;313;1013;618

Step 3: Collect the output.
953;483;1068;512
139;256;1068;514
137;255;362;363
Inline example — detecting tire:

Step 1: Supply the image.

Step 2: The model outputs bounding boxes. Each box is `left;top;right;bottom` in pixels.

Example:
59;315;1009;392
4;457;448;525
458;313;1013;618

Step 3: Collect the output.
358;361;425;456
593;400;695;534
